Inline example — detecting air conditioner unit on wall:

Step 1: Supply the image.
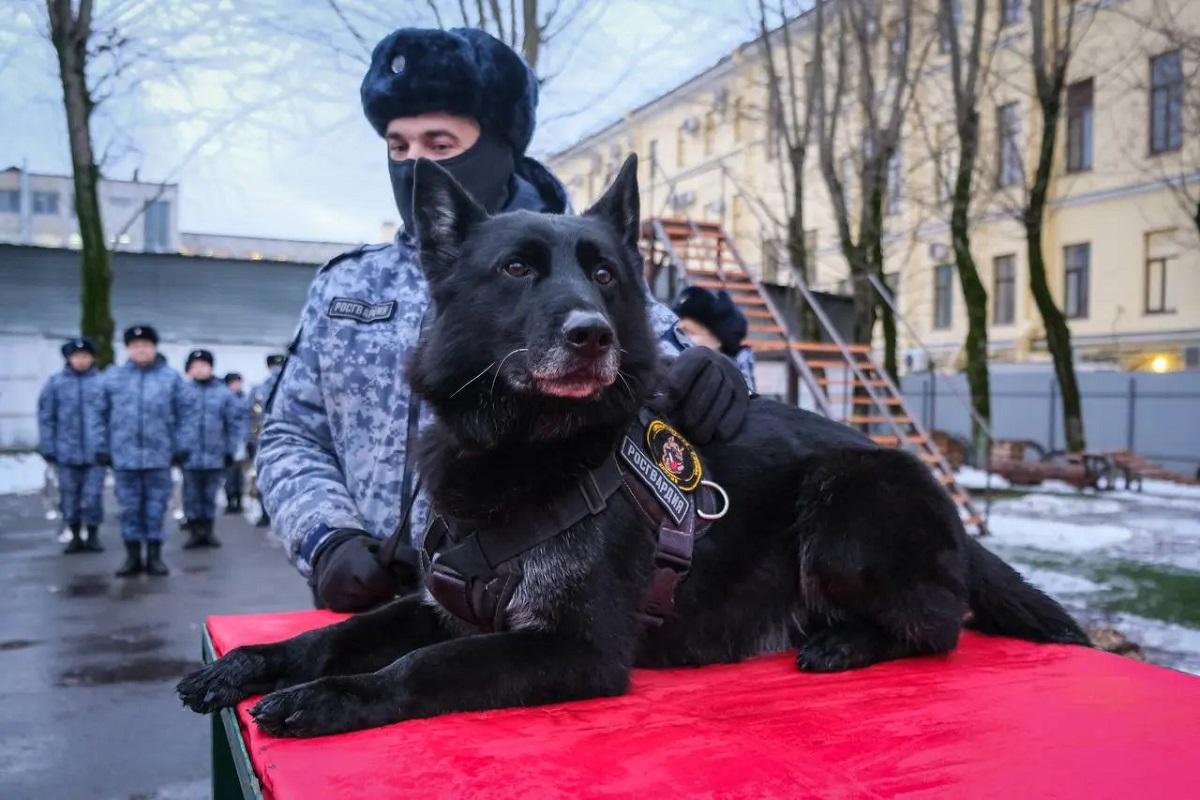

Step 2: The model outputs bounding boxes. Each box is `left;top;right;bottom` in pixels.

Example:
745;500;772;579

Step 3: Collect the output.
670;191;697;210
929;243;950;262
680;116;701;135
904;348;930;373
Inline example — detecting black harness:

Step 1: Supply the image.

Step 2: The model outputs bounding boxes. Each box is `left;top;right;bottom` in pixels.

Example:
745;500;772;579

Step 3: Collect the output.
383;411;725;632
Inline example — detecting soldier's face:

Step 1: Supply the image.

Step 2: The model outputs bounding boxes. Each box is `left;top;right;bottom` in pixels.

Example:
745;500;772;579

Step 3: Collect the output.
385;113;480;161
189;361;214;380
67;351;94;372
676;318;722;352
127;340;156;366
227;378;243;393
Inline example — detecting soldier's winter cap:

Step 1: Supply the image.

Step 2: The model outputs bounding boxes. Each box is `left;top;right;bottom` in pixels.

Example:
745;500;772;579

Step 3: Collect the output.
673;287;749;357
266;354;286;368
223;372;243;385
61;337;96;358
361;27;538;157
123;325;159;346
186;349;214;369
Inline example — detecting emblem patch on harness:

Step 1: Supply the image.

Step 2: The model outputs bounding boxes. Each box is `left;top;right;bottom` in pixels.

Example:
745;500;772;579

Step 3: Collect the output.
645;420;702;491
619;437;688;524
327;297;396;323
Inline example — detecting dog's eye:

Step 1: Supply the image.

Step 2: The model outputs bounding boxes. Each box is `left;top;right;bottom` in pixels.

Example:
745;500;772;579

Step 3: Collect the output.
593;266;615;286
503;261;533;279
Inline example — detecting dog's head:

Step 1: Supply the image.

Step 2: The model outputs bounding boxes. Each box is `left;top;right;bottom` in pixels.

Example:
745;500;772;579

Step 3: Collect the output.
408;153;660;447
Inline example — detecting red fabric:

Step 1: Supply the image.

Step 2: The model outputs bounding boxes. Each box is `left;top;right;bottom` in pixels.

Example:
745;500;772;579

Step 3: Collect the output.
209;611;1200;799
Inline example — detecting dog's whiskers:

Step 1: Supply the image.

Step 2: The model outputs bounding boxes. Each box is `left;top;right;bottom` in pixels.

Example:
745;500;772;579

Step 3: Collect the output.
450;360;498;398
489;348;530;396
616;372;635;399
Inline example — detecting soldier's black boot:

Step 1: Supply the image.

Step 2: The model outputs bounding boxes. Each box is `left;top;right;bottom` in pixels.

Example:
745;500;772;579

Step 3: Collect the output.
145;542;169;576
203;519;222;548
84;524;104;552
115;541;143;577
63;522;86;554
255;510;270;528
224;495;241;514
182;520;205;550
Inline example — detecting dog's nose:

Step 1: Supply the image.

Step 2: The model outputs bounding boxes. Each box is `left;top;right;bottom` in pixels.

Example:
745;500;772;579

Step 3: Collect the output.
562;310;614;357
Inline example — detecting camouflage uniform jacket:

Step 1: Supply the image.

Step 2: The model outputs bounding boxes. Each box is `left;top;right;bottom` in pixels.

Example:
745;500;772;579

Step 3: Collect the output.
37;366;105;465
179;379;241;469
258;164;684;576
96;355;185;470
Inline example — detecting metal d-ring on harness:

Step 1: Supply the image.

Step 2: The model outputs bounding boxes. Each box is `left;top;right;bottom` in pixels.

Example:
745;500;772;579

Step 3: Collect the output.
380;410;729;633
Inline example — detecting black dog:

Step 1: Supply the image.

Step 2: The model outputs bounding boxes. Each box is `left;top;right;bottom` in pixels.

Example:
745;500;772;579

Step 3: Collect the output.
178;155;1087;737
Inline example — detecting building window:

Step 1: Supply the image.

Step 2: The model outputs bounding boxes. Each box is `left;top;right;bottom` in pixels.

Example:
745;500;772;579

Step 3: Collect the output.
32;190;60;215
1000;0;1022;27
703;113;716;157
996;102;1021;187
934;263;954;329
1144;230;1177;315
841;155;855;202
144;200;170;252
1066;78;1093;172
0;189;19;213
886;150;903;215
676;128;687;169
1063;243;1090;319
993;254;1016;325
1150;50;1183;154
762;238;783;284
887;18;907;75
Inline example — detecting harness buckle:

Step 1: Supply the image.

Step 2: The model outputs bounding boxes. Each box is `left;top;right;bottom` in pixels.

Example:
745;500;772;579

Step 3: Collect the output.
578;469;607;516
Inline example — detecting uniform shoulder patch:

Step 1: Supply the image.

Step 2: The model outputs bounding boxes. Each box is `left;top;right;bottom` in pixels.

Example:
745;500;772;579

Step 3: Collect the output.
327;297;397;323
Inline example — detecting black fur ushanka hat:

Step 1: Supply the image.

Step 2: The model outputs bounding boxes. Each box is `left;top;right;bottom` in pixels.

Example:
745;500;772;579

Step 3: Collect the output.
360;27;538;157
673;287;750;357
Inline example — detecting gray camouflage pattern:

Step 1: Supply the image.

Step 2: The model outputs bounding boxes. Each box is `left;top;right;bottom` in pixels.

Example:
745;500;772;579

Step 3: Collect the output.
37;366;105;464
114;468;173;542
179;379;240;469
56;464;105;525
183;468;224;520
258;175;685;577
96;356;185;469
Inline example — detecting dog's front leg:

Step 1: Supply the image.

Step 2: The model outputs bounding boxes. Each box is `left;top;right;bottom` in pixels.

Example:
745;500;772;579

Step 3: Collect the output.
249;631;628;737
178;595;452;713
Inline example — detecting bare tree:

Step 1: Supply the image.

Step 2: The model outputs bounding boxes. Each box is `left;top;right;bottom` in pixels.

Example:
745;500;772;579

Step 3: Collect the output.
940;0;1002;462
755;0;817;337
1022;0;1088;452
812;0;924;378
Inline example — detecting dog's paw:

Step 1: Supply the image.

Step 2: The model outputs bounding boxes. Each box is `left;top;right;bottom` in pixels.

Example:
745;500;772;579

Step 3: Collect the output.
795;629;880;673
176;648;267;713
250;678;386;738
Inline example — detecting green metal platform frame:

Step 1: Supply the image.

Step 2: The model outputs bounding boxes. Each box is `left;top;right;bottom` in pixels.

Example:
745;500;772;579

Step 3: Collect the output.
203;629;264;800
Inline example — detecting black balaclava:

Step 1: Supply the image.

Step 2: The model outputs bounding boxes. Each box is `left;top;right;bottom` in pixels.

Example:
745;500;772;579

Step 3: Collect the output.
390;133;515;236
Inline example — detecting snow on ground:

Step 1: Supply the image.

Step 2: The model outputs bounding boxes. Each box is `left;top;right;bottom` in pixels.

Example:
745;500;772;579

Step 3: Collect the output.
953;467;1011;490
987;514;1134;552
0;454;47;495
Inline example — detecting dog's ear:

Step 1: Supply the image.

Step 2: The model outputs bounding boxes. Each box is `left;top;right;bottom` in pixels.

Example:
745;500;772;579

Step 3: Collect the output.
412;157;487;276
584;153;640;253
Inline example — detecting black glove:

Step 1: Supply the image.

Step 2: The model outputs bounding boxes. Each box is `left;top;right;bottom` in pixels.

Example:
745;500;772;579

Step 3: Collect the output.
312;530;415;612
246;442;257;460
94;452;112;467
648;346;751;445
41;452;57;465
172;451;190;466
224;454;234;468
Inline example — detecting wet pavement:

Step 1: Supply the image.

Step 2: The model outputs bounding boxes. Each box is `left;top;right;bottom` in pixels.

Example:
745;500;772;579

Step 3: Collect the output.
0;491;311;800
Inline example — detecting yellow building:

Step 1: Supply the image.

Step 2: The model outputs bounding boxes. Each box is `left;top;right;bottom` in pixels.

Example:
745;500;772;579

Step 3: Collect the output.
547;0;1200;374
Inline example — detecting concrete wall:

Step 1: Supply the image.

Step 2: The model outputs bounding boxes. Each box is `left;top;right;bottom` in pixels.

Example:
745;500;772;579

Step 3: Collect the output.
0;244;317;450
901;369;1200;475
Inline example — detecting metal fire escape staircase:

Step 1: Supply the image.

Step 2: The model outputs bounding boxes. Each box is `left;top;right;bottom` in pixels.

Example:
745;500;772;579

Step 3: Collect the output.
643;217;986;535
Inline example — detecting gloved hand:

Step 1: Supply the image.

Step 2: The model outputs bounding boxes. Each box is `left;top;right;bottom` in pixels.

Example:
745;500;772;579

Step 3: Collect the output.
172;451;190;466
312;530;415;612
41;452;57;465
648;346;751;444
94;452;112;467
224;454;234;468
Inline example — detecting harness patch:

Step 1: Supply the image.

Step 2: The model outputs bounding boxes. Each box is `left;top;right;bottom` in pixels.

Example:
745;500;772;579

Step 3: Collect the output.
619;436;688;524
327;297;396;323
645;419;702;491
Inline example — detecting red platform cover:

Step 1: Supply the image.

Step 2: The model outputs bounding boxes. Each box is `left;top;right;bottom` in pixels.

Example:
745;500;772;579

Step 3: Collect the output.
208;611;1200;799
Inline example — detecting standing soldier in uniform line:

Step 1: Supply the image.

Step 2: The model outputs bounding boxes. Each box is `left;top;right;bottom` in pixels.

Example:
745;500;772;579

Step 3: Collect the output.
673;287;757;393
37;336;107;554
257;27;750;613
95;325;187;577
222;372;250;514
179;350;240;549
248;353;285;528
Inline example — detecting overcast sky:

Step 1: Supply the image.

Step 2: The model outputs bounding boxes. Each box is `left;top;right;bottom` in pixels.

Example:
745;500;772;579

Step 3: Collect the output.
0;0;756;245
